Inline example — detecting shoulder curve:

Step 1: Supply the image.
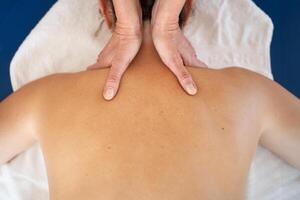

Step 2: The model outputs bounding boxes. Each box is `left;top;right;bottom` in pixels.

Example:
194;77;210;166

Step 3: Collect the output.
220;66;274;89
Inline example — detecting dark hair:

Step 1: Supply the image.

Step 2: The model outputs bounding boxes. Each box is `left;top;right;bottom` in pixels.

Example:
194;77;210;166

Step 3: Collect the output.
99;0;193;29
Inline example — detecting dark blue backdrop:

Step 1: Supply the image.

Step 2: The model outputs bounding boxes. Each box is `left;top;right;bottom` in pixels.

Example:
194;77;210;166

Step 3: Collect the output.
0;0;56;101
0;0;299;101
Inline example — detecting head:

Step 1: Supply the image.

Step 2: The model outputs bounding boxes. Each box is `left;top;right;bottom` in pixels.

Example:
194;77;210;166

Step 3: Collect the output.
99;0;193;29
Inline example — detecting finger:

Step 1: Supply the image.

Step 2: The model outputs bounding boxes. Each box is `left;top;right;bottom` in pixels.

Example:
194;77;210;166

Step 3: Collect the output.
167;53;198;95
178;37;208;68
192;57;208;68
87;62;110;70
87;45;114;71
96;47;114;67
92;37;117;69
102;60;128;101
182;52;208;68
175;65;198;95
96;51;114;69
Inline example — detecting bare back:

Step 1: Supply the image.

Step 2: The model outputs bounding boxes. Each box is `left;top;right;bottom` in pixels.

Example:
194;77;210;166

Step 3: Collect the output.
32;36;265;200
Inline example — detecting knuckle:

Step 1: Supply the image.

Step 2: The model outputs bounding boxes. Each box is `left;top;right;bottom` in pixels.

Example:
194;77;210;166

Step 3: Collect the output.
180;70;191;80
168;56;183;69
108;73;120;83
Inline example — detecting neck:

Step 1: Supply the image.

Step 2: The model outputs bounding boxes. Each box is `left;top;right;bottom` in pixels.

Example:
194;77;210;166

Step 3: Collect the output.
132;21;160;64
141;20;154;48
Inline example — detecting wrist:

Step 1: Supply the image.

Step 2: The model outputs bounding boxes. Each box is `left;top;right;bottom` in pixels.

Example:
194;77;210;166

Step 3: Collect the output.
113;0;142;29
114;21;143;38
154;9;180;25
151;0;184;31
115;11;142;29
151;18;180;36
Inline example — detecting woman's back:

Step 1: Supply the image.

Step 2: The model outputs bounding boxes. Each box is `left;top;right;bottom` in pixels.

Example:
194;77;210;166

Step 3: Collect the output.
33;39;264;199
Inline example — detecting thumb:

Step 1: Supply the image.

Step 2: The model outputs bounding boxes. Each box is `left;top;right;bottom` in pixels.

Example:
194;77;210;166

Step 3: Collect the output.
102;60;128;100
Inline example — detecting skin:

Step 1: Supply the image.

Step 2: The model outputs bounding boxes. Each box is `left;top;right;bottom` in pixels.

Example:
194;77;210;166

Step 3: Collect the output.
88;0;143;100
151;0;207;94
89;0;206;100
0;23;300;200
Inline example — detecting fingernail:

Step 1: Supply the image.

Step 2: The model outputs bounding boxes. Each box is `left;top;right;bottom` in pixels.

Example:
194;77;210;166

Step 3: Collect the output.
185;83;197;95
104;88;115;100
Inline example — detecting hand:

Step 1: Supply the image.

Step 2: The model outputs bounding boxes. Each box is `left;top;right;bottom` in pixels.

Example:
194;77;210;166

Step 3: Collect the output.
88;0;142;100
88;23;142;100
151;0;207;95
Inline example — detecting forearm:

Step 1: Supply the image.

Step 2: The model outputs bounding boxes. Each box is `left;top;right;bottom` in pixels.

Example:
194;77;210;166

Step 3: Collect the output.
152;0;187;25
112;0;142;28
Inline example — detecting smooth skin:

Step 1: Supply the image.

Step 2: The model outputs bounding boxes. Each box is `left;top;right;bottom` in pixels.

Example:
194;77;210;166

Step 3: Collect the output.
88;0;206;100
0;23;300;200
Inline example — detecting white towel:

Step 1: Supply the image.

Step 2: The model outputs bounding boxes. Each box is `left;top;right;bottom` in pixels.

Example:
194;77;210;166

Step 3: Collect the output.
1;0;299;199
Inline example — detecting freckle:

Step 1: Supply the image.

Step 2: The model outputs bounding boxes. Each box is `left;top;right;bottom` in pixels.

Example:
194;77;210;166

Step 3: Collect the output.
106;146;111;150
221;128;225;130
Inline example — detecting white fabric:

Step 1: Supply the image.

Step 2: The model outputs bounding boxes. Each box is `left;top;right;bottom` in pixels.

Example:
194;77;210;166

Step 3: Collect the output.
1;0;298;199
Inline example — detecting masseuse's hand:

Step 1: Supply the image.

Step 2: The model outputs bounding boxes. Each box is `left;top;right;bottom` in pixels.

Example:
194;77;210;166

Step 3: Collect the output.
151;0;207;95
88;0;142;100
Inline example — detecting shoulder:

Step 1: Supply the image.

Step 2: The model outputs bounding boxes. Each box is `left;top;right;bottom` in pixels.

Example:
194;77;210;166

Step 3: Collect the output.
221;67;270;83
219;67;275;94
222;67;298;102
220;66;300;126
20;71;89;96
213;67;278;117
1;71;85;115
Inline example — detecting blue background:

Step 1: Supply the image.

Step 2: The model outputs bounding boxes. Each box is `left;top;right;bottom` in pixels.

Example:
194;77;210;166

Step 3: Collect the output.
0;0;299;101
